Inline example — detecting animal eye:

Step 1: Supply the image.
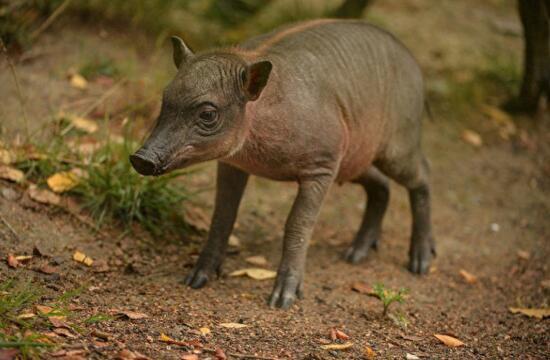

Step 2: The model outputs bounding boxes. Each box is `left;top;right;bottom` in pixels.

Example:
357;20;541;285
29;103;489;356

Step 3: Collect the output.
199;110;217;122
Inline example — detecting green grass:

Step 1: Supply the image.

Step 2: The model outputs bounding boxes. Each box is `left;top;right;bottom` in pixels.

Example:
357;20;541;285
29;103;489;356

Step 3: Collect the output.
74;136;189;237
0;280;50;359
12;113;191;238
437;52;521;114
0;279;87;359
371;283;408;317
79;56;121;79
84;313;114;324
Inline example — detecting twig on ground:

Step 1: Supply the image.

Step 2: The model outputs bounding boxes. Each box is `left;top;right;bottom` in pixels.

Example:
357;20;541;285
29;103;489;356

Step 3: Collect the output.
0;215;20;241
30;0;72;40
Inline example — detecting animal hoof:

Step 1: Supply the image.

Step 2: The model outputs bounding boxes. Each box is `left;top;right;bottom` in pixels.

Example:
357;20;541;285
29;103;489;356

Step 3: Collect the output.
268;271;303;309
184;268;210;289
408;241;434;274
344;238;378;264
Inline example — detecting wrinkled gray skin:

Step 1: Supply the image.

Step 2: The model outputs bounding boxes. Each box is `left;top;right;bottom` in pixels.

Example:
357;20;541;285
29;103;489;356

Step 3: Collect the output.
130;19;435;309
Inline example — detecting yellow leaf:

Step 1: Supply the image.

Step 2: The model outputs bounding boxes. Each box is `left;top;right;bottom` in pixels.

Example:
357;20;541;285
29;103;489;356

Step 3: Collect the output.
481;104;516;139
434;334;464;347
47;171;79;193
245;255;268;267
0;165;24;182
229;268;276;280
159;333;173;342
364;346;376;359
18;313;36;319
36;305;54;314
459;269;477;284
461;129;483;147
219;322;248;329
28;185;60;205
228;234;241;247
509;307;550;319
199;327;211;336
73;251;93;266
0;148;16;164
320;342;354;350
70;116;98;133
69;73;88;89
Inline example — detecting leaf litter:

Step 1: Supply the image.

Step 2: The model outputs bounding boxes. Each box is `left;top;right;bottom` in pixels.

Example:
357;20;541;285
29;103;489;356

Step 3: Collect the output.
229;268;276;280
434;334;465;347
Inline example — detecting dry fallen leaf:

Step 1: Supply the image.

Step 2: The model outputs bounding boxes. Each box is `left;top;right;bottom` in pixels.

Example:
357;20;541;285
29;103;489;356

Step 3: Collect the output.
364;346;376;359
517;250;530;260
47;171;80;193
114;310;148;320
199;327;211;336
245;255;268;267
461;129;483;147
320;342;354;350
228;234;241;247
71;116;98;133
0;165;24;182
214;348;227;360
219;322;249;329
0;148;16;164
53;327;76;338
36;305;53;314
28;185;60;206
459;269;478;284
406;353;420;360
158;333;196;347
38;264;59;274
509;307;550;319
15;255;32;262
69;73;88;89
181;355;199;360
49;316;69;328
17;313;36;319
351;281;373;294
7;254;19;268
434;334;464;347
116;349;150;360
73;251;93;266
481;104;516;140
183;206;210;232
335;329;350;340
229;268;276;280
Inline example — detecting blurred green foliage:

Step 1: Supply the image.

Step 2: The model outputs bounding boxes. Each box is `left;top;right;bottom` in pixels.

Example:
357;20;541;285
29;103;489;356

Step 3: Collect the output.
1;0;345;49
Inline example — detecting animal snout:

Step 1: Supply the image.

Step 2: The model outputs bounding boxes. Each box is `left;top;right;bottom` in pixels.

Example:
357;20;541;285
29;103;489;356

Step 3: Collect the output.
129;150;159;176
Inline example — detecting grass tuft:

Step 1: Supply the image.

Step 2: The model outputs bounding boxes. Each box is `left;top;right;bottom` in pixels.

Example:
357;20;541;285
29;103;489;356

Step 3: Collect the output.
74;137;189;237
371;283;408;317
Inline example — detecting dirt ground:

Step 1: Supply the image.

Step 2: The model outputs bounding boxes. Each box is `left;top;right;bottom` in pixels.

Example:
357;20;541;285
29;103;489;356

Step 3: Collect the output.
1;0;549;359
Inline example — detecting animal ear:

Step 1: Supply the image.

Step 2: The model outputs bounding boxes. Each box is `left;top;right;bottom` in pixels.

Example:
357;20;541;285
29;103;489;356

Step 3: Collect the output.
171;36;194;69
242;60;272;101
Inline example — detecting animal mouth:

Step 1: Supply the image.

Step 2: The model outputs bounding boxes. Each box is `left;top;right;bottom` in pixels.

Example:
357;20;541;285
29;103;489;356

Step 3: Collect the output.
159;145;194;174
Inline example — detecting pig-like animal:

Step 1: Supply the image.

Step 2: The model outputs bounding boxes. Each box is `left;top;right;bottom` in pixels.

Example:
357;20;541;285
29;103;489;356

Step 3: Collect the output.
130;19;435;309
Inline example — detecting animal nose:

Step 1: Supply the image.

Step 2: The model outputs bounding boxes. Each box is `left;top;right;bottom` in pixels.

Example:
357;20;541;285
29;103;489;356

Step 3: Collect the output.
129;150;158;176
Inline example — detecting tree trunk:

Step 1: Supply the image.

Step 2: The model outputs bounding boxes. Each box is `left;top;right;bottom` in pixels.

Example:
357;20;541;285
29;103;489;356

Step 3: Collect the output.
333;0;373;18
512;0;550;114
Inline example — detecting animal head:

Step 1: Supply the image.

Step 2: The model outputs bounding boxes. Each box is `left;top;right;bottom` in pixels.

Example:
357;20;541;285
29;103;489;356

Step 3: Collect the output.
130;36;272;176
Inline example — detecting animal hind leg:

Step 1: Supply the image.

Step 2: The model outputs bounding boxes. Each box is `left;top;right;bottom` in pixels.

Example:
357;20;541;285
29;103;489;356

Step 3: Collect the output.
377;152;435;274
345;166;390;264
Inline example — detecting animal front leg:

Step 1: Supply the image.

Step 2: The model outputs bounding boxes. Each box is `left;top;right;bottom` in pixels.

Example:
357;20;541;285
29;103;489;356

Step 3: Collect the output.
268;174;334;309
185;162;248;288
